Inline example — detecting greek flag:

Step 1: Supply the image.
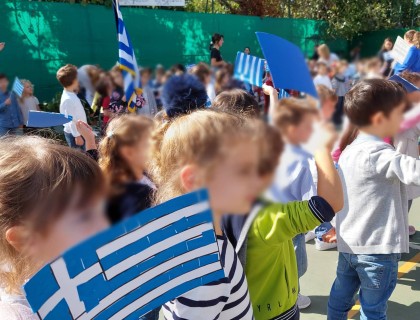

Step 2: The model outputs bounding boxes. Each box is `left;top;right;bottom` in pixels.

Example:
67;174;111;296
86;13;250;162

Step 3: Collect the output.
12;77;24;97
113;0;142;113
279;89;290;99
234;52;264;87
24;189;224;320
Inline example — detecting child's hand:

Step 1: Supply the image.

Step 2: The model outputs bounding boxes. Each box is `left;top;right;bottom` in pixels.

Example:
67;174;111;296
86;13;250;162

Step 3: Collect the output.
76;120;97;151
319;122;338;151
75;136;84;146
322;228;337;243
4;98;11;106
262;84;277;96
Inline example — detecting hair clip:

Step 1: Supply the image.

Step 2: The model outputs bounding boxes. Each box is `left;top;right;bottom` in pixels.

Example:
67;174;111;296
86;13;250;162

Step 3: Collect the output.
107;130;114;138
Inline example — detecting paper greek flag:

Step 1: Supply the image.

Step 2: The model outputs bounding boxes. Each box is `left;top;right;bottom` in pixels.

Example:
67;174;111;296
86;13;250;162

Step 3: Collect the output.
234;52;264;87
24;189;224;320
12;77;24;97
279;89;290;99
113;0;142;113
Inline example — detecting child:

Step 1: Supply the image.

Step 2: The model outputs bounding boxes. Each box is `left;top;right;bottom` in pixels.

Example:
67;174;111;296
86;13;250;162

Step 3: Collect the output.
331;60;350;128
109;65;128;116
328;79;420;320
18;80;40;127
394;30;420;74
150;109;259;320
222;120;342;320
99;114;155;224
0;136;108;318
0;74;23;136
212;89;260;118
365;57;383;79
138;68;158;118
57;64;88;149
313;61;332;89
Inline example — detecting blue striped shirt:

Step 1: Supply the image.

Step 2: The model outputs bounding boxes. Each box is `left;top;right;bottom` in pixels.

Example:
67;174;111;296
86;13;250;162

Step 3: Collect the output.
163;235;254;320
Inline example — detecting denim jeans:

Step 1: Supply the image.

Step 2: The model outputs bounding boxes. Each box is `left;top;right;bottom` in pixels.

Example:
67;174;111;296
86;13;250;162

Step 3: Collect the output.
139;307;160;320
315;222;333;240
64;132;85;150
292;233;308;278
328;252;401;320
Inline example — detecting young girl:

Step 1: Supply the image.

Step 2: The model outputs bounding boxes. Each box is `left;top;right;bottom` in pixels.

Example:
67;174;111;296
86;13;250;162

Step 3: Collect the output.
18;80;40;126
150;109;259;320
0;136;108;319
109;66;128;116
99;114;155;224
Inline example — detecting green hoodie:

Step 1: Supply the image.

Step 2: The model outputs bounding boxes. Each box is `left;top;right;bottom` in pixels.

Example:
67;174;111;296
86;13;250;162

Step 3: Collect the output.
242;198;334;320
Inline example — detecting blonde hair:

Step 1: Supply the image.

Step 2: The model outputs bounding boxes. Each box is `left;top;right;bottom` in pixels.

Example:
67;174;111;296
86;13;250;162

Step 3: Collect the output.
150;109;253;204
318;44;331;60
272;98;318;132
99;114;154;196
0;136;104;294
18;79;33;104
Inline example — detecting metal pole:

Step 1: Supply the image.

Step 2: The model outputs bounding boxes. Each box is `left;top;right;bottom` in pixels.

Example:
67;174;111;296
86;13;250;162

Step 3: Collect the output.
288;0;291;18
205;0;209;13
212;0;215;14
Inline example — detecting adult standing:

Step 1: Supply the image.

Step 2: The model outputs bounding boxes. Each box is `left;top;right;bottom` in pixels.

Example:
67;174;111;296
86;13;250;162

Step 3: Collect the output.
317;44;339;67
394;30;420;74
210;33;225;68
0;74;23;136
378;37;394;77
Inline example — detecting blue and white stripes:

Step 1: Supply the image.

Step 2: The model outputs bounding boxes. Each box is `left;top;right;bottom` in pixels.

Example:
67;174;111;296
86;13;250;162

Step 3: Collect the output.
234;52;264;88
113;0;141;113
12;77;24;97
24;189;224;320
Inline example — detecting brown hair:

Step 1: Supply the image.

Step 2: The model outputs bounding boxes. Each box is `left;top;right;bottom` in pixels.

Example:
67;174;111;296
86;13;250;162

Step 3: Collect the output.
381;37;393;50
215;69;229;95
150;109;254;204
189;63;211;84
272;98;318;132
316;85;338;105
212;89;260;118
344;79;407;127
256;122;284;176
99;115;154;196
56;64;78;88
0;136;104;293
399;71;420;86
404;30;417;44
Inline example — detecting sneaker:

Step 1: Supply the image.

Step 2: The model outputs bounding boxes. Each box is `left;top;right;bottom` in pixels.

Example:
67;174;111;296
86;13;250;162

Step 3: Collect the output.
409;225;416;236
315;238;337;251
297;294;311;309
305;230;316;243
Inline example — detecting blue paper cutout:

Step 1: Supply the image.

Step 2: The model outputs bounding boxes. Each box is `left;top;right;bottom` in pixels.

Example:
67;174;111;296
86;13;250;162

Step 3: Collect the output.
27;111;73;128
389;74;419;93
23;189;222;320
256;32;318;98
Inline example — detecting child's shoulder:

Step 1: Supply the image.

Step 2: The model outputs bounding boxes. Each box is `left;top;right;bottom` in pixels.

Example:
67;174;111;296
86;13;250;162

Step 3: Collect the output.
0;301;36;320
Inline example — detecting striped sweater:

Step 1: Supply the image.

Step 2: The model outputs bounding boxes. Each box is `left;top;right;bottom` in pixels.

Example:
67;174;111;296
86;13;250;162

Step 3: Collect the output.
163;235;254;320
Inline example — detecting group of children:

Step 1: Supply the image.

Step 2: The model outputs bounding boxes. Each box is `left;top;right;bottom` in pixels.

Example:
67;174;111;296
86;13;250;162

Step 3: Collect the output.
0;42;420;320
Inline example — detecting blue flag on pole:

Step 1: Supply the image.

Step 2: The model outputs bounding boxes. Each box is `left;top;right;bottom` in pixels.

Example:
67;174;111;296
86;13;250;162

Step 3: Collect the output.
234;52;265;87
24;189;224;320
113;0;142;113
256;32;318;98
12;77;24;97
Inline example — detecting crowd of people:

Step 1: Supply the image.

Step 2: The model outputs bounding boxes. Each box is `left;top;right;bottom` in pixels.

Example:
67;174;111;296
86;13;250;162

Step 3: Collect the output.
0;29;419;320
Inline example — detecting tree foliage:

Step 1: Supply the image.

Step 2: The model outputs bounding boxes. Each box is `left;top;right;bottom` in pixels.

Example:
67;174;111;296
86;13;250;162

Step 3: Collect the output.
40;0;420;39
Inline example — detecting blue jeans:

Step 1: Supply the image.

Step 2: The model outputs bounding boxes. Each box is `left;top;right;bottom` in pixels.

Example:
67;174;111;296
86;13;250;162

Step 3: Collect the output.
139;307;160;320
328;252;401;320
292;233;308;278
64;132;85;150
315;222;333;240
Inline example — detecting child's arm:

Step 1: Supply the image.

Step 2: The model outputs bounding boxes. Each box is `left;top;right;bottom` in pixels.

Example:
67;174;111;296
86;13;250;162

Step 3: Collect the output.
262;84;278;123
314;124;344;213
373;146;420;186
399;105;420;133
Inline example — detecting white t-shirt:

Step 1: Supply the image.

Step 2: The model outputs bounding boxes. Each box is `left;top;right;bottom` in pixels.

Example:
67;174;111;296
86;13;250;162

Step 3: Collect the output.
313;75;332;89
19;96;39;125
59;90;87;137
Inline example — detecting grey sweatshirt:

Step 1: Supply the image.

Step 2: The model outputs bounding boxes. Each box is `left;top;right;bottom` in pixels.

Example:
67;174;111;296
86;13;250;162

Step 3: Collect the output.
337;133;420;254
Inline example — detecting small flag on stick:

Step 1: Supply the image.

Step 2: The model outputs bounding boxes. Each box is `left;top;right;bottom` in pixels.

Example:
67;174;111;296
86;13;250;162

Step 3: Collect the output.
12;77;24;97
234;52;264;87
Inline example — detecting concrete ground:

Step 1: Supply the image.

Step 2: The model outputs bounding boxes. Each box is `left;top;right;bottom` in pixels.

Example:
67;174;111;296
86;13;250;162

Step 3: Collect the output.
300;200;420;320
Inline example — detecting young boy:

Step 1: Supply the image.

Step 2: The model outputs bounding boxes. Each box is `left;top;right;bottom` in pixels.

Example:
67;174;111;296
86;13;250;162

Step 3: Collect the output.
331;60;350;128
222;119;343;320
313;61;332;90
0;74;23;136
328;79;420;319
57;64;87;149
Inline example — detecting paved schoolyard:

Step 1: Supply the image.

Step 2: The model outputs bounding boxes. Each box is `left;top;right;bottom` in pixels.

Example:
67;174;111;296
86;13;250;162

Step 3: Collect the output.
300;200;420;320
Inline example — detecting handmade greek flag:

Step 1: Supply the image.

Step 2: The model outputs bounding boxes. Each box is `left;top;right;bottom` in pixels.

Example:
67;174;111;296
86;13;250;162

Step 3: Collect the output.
113;0;142;113
234;52;264;87
12;77;24;97
24;189;224;320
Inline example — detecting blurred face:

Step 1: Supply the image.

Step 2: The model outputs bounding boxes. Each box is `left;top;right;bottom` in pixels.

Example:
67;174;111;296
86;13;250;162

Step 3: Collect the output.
244;48;250;55
0;78;9;92
287;114;315;144
29;195;109;263
205;140;259;215
318;65;328;75
378;102;406;137
218;38;224;47
322;98;337;120
121;133;152;175
339;64;348;74
23;82;34;96
384;40;393;51
112;71;123;87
